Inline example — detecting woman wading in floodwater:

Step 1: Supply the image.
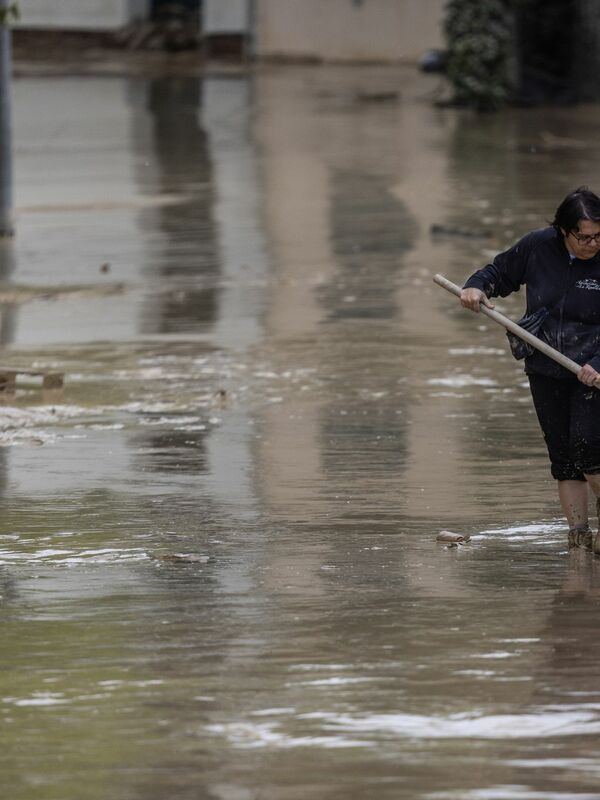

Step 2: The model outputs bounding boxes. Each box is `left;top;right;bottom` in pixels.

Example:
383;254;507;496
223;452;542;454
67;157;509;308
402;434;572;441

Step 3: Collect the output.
461;187;600;552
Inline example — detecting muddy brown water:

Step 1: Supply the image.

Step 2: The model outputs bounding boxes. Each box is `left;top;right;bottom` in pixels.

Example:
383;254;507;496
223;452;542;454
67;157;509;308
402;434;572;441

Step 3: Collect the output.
2;65;600;800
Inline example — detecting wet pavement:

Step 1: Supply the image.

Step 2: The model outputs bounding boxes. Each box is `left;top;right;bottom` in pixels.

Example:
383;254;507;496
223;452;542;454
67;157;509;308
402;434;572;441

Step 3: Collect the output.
2;63;600;799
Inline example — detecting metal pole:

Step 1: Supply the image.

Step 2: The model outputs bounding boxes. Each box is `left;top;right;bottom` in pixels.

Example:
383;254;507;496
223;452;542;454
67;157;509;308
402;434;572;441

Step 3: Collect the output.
0;0;13;237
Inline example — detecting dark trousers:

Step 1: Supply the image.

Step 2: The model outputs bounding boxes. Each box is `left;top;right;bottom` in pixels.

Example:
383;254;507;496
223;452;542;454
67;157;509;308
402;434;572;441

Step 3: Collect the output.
528;373;600;481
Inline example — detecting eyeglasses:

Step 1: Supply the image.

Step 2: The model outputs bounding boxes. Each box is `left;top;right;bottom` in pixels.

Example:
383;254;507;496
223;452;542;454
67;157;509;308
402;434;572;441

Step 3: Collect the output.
569;230;600;245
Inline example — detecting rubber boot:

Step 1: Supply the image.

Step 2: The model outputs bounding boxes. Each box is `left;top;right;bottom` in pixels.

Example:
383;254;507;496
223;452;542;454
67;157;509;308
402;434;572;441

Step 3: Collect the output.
569;524;593;550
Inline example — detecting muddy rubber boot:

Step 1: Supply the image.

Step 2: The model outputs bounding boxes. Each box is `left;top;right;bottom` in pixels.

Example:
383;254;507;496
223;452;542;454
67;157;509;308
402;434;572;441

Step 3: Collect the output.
568;524;593;550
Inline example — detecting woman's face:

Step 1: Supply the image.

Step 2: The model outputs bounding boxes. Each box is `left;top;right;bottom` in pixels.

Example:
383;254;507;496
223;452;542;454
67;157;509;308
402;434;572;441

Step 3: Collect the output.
562;219;600;260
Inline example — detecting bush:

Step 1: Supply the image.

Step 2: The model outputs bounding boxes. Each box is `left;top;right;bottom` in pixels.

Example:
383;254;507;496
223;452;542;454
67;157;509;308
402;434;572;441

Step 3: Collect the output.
444;0;513;111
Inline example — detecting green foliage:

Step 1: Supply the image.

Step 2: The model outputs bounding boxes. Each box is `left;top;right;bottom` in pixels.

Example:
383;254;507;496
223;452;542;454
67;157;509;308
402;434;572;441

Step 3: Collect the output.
444;0;513;111
0;2;19;26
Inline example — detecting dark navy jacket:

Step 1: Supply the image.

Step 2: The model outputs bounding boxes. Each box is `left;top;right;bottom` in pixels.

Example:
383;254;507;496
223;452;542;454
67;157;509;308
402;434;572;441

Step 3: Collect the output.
463;227;600;378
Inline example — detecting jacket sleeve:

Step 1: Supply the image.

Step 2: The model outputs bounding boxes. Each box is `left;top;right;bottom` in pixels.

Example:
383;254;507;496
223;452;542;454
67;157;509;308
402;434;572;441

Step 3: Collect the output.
463;235;533;298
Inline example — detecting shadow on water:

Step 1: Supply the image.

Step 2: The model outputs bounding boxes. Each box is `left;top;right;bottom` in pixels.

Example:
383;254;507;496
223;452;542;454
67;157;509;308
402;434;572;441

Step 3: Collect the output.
3;65;600;800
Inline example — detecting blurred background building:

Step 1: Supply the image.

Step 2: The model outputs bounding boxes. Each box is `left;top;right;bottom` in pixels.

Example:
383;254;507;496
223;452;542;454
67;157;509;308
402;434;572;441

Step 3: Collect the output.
14;0;446;63
10;0;600;103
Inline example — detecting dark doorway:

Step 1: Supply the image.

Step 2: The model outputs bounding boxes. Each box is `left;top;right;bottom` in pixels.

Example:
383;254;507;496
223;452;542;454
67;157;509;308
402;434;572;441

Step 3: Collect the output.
515;0;576;104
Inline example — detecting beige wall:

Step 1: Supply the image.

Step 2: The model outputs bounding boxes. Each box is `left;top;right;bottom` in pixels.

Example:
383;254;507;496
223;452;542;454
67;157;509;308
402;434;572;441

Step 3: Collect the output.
255;0;446;62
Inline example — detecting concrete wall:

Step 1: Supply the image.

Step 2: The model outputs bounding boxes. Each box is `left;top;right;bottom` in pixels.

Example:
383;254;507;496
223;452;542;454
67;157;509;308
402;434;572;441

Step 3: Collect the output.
15;0;148;30
255;0;446;62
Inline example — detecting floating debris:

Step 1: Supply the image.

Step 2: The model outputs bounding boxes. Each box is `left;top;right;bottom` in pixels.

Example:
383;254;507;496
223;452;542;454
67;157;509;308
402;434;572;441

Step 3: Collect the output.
152;553;212;565
436;530;471;544
430;224;492;239
354;91;399;103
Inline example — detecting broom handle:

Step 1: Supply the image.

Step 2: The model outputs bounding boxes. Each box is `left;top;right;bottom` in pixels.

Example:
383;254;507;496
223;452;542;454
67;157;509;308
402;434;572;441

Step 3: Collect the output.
432;273;587;378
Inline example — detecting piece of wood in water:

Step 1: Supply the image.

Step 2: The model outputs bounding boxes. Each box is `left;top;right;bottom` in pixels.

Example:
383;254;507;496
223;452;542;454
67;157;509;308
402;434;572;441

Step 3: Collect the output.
436;530;471;543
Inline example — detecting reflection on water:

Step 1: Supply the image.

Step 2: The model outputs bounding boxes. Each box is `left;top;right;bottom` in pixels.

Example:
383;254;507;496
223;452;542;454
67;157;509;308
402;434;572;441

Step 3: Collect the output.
2;65;600;800
135;77;221;334
0;239;17;346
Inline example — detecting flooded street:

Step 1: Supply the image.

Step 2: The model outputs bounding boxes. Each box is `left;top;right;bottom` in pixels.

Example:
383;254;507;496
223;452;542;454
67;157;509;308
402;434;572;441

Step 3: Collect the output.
3;63;600;799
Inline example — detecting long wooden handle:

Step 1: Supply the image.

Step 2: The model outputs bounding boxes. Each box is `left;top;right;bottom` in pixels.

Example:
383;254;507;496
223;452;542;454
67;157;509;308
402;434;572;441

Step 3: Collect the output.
432;273;587;378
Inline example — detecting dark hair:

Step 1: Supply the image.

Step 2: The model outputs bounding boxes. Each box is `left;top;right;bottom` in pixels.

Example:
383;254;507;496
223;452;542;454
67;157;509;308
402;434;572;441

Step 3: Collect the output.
552;186;600;232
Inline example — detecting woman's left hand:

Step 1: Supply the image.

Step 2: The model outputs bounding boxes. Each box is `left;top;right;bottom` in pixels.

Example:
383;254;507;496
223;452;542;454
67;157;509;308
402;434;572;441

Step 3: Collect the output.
577;363;600;386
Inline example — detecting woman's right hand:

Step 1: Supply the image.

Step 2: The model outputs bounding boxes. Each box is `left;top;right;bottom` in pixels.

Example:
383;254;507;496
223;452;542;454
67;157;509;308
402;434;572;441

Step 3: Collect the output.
460;288;495;313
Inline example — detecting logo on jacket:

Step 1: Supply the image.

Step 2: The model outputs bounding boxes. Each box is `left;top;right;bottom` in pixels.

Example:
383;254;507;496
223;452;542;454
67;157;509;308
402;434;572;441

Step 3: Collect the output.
575;278;600;291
